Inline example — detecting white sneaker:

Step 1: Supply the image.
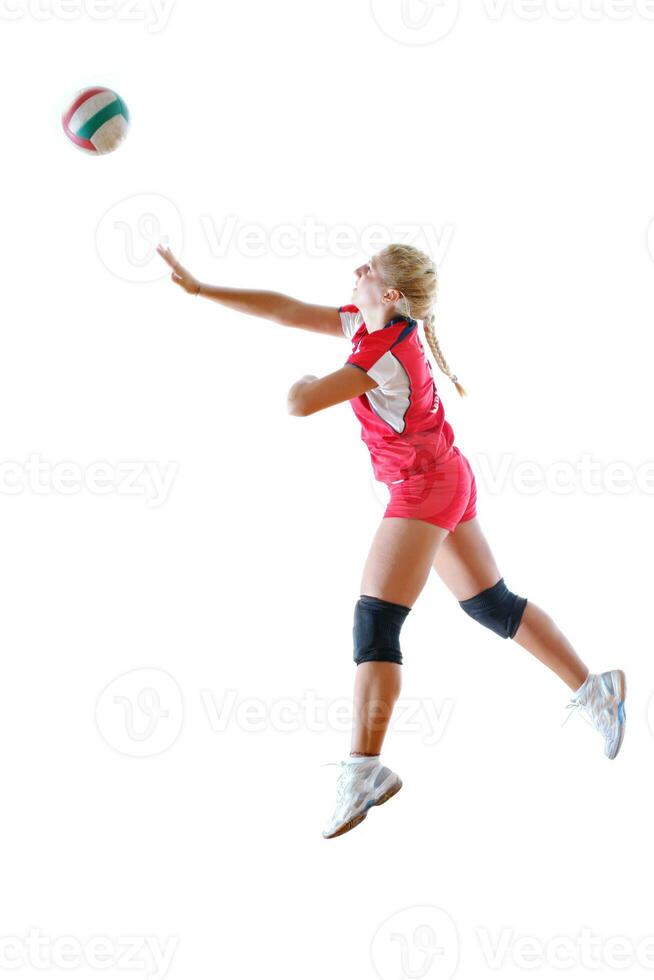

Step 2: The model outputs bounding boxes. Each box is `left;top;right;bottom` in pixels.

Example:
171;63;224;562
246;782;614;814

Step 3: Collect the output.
565;670;627;759
322;759;402;839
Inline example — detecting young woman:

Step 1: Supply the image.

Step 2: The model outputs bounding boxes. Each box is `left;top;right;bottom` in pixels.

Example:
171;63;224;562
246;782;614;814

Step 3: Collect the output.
157;242;627;839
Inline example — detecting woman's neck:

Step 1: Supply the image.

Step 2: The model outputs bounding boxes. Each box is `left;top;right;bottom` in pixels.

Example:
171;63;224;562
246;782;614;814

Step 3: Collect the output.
361;304;404;333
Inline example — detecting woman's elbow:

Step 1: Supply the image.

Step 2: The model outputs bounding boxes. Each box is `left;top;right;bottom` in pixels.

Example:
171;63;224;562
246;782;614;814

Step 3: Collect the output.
287;396;308;417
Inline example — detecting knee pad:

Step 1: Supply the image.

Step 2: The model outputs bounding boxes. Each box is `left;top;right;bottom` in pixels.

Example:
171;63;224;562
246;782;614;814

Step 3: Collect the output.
353;594;412;666
459;577;527;639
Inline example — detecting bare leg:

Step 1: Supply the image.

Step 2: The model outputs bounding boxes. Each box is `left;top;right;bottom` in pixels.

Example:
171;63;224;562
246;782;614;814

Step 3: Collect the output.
432;517;589;692
351;518;450;756
511;601;589;690
351;663;402;756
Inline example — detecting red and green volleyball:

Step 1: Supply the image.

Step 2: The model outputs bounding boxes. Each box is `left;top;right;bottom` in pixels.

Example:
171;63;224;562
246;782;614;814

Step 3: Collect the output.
62;87;130;155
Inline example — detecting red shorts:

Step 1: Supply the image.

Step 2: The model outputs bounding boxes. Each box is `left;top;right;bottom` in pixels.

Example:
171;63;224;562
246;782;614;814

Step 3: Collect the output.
383;446;477;533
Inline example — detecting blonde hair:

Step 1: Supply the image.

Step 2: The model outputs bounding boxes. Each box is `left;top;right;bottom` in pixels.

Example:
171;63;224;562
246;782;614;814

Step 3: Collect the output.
374;243;467;398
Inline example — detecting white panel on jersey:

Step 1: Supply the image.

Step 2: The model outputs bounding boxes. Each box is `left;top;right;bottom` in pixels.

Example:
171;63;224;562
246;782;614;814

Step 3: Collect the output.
339;308;363;339
366;352;411;433
367;350;399;386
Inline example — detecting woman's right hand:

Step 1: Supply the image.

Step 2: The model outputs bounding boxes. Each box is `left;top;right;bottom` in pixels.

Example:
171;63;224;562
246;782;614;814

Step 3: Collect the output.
157;244;201;295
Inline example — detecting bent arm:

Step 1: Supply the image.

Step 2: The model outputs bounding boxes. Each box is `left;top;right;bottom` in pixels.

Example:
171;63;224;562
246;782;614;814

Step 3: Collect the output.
288;365;378;416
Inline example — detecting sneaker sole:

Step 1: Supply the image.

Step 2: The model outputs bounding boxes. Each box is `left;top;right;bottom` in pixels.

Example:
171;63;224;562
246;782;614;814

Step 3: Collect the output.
322;778;403;839
606;669;627;760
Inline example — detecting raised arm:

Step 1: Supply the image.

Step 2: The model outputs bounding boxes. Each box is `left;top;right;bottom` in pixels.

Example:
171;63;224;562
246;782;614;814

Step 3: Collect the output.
157;245;342;338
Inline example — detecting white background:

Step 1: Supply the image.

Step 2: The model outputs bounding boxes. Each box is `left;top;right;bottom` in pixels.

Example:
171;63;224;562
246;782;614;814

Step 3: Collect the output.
0;0;653;978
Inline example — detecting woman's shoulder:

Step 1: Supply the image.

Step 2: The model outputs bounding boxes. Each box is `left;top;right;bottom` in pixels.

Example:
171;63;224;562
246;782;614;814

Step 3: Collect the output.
339;304;366;340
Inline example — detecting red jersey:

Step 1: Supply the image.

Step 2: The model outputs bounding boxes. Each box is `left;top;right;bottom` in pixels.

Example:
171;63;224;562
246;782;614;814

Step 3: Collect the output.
339;304;456;484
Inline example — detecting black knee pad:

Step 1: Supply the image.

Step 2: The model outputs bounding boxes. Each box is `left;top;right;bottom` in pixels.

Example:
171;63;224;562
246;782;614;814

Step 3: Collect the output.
353;594;412;666
458;577;527;639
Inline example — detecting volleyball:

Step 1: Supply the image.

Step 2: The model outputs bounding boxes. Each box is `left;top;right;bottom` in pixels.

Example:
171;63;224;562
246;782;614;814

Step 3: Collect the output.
62;87;130;155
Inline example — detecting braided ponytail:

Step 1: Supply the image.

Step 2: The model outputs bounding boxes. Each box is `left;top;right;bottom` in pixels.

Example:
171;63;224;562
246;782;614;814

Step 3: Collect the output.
375;243;468;398
423;311;467;398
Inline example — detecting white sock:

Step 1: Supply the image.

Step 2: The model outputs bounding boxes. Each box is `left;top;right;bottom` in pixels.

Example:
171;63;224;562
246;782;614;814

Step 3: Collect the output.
346;754;380;766
572;673;592;697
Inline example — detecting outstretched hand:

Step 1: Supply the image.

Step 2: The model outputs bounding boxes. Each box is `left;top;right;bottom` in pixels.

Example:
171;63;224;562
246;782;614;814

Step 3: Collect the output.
157;244;201;295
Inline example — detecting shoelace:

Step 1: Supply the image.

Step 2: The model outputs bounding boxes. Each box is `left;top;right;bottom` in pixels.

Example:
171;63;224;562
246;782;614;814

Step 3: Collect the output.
320;761;342;772
561;697;585;728
320;760;375;772
562;696;603;731
320;760;371;808
562;695;614;737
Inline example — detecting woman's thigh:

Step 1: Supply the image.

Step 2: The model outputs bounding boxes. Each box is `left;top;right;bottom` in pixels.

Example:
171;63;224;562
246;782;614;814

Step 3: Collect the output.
431;516;502;601
360;517;450;608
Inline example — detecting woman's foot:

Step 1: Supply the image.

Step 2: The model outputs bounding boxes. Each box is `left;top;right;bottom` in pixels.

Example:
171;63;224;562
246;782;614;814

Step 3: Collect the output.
322;758;402;839
566;670;627;759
